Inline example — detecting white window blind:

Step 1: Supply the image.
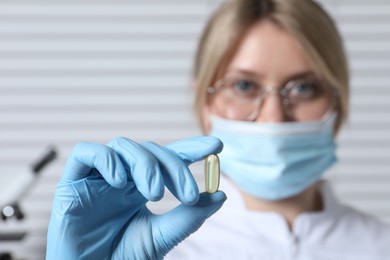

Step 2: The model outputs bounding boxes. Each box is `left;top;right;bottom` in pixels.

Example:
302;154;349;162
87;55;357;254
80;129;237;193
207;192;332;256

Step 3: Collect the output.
0;1;389;259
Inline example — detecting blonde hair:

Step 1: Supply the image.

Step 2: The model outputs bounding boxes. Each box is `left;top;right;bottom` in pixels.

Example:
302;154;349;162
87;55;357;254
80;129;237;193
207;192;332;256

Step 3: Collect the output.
193;0;349;133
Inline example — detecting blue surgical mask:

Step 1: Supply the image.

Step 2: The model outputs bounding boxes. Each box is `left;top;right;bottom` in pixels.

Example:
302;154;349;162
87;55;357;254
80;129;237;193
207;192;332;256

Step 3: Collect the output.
210;113;337;200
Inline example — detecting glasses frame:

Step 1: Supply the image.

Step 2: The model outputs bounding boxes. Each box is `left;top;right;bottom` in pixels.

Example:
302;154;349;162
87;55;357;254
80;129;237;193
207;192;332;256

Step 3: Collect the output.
207;76;339;121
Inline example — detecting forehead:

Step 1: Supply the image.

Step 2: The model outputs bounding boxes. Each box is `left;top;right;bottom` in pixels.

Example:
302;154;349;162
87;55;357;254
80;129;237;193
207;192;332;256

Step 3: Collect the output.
226;20;312;80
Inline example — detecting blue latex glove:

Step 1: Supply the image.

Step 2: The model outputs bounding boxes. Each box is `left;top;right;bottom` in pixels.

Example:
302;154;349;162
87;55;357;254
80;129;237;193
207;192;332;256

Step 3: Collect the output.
46;136;226;260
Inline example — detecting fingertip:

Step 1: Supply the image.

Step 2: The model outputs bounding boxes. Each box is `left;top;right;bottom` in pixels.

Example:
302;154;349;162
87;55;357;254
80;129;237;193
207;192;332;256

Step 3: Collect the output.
132;153;165;201
94;145;128;189
145;166;165;201
103;156;128;189
175;166;200;205
197;136;224;154
147;190;164;202
199;191;226;218
111;172;127;189
187;136;224;154
182;186;200;206
197;191;227;206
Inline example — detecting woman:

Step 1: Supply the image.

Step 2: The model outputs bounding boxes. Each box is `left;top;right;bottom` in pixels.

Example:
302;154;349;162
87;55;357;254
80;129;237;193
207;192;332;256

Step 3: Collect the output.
168;0;390;258
46;0;390;259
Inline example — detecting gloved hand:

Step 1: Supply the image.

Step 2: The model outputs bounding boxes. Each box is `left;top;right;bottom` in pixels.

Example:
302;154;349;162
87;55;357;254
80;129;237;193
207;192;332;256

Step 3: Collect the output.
46;136;226;260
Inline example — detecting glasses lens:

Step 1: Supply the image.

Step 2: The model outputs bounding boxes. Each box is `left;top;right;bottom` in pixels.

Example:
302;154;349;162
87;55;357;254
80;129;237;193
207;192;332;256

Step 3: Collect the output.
210;78;262;120
286;78;335;120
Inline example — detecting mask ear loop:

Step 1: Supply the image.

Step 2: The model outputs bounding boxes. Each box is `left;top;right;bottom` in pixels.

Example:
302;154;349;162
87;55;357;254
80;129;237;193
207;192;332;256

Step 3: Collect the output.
319;88;340;121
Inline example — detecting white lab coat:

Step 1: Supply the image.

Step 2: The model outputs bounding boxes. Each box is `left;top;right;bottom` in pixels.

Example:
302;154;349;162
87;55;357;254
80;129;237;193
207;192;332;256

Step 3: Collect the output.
166;176;390;260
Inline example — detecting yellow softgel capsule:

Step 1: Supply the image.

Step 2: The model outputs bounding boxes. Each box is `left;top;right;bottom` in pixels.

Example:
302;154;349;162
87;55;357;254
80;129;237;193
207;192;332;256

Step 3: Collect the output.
204;154;220;193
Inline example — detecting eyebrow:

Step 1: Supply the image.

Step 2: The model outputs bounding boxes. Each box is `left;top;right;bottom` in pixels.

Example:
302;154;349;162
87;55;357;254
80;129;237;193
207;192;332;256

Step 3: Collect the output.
286;71;317;81
225;68;316;82
225;68;260;78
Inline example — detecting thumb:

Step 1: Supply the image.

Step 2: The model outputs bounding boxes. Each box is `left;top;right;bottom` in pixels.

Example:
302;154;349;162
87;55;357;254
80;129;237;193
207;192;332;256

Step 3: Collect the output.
152;191;227;257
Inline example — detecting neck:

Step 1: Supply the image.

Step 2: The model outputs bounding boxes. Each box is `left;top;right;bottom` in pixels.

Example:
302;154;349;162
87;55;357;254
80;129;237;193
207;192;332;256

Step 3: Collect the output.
237;182;323;230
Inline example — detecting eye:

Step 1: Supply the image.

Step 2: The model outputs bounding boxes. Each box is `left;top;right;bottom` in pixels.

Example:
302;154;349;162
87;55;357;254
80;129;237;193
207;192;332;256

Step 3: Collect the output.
231;80;260;98
288;81;323;101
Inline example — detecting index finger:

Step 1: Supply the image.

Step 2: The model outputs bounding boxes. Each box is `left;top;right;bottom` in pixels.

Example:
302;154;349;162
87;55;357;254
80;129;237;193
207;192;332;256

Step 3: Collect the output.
165;136;223;165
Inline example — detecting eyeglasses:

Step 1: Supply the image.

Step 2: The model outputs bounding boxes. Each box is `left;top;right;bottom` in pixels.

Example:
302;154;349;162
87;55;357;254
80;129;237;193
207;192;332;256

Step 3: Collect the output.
207;75;338;121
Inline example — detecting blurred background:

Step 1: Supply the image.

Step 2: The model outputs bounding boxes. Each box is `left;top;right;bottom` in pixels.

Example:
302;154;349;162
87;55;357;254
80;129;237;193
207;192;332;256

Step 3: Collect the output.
0;0;389;259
